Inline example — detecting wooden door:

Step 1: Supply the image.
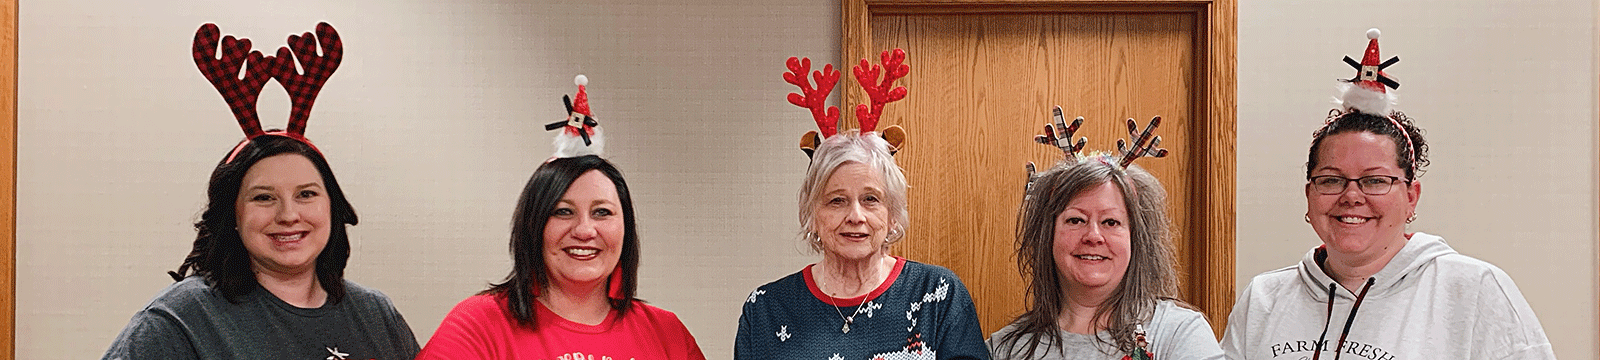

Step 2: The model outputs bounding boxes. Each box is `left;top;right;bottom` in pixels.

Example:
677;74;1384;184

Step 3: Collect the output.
841;0;1236;337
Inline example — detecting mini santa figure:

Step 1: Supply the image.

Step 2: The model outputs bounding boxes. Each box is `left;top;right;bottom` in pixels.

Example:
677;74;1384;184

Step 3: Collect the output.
546;74;604;158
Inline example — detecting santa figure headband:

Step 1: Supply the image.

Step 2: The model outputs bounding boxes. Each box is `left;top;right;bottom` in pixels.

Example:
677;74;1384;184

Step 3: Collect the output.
193;22;342;163
783;48;910;157
1025;106;1169;190
545;75;604;159
1331;28;1416;175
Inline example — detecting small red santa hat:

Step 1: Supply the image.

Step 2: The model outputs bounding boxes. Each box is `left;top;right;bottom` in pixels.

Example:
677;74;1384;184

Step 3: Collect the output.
572;75;592;117
545;74;604;159
1337;28;1401;116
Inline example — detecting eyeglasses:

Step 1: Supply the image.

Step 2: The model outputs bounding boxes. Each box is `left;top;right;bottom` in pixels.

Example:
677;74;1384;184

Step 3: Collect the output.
1308;175;1408;195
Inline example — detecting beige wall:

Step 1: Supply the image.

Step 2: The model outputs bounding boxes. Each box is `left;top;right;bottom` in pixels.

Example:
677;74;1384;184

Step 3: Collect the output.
15;0;1594;359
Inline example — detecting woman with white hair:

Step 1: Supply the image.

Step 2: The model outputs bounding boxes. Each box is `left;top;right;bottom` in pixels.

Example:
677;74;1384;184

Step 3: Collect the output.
734;51;989;359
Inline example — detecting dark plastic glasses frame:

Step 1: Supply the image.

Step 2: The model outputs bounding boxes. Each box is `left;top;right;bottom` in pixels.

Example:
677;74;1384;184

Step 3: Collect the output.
1307;175;1409;195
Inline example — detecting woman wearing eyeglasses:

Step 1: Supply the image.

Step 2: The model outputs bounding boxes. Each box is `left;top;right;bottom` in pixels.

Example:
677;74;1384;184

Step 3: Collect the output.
1220;29;1554;360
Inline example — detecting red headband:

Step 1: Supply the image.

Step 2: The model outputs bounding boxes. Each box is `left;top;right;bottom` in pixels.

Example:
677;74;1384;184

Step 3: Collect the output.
193;22;343;163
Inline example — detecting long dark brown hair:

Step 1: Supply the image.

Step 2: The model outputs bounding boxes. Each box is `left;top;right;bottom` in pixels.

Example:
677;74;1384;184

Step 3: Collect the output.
482;155;640;329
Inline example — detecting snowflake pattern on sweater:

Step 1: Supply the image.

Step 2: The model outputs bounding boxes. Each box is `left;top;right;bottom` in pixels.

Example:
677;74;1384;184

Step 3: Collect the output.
734;258;990;360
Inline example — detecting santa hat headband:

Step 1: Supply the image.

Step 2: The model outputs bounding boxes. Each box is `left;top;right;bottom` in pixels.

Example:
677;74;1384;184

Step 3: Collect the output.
1332;28;1416;174
783;48;910;158
545;74;604;159
1024;106;1169;191
194;22;343;163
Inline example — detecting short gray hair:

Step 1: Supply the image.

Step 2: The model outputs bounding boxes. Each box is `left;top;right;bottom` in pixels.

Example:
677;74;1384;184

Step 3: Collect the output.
796;133;909;252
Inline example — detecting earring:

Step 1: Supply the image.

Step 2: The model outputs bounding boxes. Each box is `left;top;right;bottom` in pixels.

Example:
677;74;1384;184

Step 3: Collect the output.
807;231;821;245
886;228;901;244
1407;213;1417;224
607;265;625;300
1304;214;1311;223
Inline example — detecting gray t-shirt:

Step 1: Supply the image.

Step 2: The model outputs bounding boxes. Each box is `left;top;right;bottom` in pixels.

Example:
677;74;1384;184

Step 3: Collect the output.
987;300;1224;360
102;276;420;360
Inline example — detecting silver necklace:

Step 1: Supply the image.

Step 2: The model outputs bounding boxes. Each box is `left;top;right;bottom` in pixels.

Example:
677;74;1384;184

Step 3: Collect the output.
819;274;869;334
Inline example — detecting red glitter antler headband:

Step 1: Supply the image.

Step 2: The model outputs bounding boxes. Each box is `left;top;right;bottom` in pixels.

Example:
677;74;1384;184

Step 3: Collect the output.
784;49;910;158
194;22;342;163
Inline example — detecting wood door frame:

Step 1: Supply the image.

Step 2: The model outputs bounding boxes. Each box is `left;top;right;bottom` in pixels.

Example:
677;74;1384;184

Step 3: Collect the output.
2;0;15;357
841;0;1237;335
2;0;15;356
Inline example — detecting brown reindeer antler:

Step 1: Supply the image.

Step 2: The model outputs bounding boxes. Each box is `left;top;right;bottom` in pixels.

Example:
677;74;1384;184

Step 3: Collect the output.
273;22;343;136
852;48;908;133
785;56;841;137
193;23;276;138
1116;116;1169;168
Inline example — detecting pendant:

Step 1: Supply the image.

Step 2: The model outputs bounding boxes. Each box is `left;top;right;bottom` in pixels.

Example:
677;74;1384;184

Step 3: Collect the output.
842;323;850;333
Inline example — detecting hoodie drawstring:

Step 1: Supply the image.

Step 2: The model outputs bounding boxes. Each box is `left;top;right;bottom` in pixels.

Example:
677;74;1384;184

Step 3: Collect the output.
1312;277;1376;360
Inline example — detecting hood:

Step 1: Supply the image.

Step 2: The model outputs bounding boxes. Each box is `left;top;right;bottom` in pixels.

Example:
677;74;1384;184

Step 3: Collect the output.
1296;232;1457;301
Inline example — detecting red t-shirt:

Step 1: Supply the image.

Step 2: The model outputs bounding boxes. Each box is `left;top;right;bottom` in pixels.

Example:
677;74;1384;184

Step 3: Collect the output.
418;294;706;360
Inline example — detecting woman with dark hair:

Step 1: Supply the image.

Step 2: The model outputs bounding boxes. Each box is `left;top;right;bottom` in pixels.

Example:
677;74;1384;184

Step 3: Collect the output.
988;110;1223;360
102;23;418;360
417;77;705;359
1221;30;1554;359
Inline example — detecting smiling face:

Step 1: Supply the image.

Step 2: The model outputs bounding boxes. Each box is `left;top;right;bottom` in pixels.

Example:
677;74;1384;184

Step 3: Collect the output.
1306;131;1420;258
235;154;332;277
542;170;626;292
811;162;892;262
1053;181;1132;294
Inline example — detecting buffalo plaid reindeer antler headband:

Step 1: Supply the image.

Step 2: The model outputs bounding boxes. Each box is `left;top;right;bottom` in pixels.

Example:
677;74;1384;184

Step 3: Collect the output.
784;48;910;158
194;22;343;163
1025;106;1169;191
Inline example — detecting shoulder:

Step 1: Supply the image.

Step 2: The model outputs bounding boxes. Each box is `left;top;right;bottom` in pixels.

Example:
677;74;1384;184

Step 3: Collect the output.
339;280;399;308
141;276;232;316
742;269;806;308
1150;300;1215;334
1428;253;1503;280
447;293;507;316
900;260;970;288
1425;253;1535;306
630;301;685;323
1238;265;1300;300
1152;299;1205;320
987;321;1028;344
628;301;692;331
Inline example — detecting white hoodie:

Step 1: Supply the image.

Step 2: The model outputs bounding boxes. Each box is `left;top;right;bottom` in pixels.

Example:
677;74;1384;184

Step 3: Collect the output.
1221;232;1554;360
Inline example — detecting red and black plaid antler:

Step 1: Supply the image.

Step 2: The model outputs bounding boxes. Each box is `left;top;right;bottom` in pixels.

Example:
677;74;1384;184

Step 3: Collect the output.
1035;106;1087;162
1116;116;1169;168
193;23;276;138
852;48;908;133
273;22;342;136
1027;106;1087;192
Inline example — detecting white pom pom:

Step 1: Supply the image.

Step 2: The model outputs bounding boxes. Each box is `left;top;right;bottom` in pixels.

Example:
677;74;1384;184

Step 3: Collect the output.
1366;28;1380;40
574;74;589;86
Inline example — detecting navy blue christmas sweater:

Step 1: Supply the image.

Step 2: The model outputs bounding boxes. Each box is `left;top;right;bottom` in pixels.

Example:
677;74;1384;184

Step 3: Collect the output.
735;257;990;360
